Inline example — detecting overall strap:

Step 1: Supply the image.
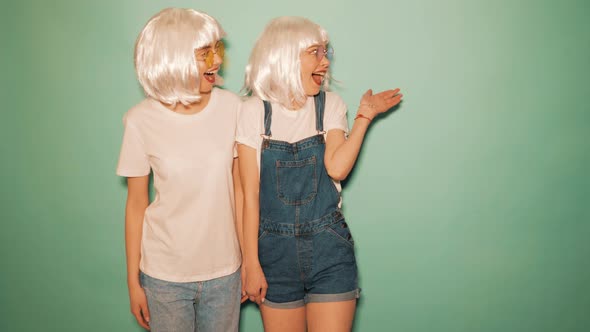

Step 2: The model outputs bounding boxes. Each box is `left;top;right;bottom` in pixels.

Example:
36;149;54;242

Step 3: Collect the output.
314;91;326;133
263;100;272;136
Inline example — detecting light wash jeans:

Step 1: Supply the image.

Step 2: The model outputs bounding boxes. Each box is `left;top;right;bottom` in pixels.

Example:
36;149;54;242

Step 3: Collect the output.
140;269;241;332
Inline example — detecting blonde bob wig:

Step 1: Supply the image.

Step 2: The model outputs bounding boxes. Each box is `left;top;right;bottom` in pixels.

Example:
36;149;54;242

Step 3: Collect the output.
134;8;225;106
243;16;330;108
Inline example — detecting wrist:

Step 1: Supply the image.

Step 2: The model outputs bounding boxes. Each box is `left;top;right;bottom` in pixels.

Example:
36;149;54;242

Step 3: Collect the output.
356;104;377;121
243;258;261;269
354;113;373;122
128;279;142;289
127;271;141;287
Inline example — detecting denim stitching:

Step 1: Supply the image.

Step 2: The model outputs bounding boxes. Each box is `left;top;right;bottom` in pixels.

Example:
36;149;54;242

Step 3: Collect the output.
263;135;324;152
258;230;268;241
276;156;318;205
325;226;355;248
259;210;344;236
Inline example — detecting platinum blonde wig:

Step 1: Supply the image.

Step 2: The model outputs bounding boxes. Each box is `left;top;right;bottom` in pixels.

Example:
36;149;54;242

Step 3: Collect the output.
243;16;329;107
134;8;225;106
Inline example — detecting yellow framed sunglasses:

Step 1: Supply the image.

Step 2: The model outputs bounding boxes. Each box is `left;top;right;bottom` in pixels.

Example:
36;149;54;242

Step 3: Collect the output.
195;40;225;68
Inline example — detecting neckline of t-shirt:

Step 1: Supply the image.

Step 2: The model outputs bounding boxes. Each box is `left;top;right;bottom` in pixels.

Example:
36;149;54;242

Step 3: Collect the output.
150;88;219;119
273;97;314;119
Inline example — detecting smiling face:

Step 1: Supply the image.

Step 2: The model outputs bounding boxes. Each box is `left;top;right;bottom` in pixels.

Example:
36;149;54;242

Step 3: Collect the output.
300;43;330;96
194;40;224;93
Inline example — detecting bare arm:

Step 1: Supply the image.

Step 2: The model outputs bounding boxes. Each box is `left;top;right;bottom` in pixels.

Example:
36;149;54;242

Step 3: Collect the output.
238;144;268;304
125;175;151;330
233;158;245;256
325;88;403;180
232;157;249;303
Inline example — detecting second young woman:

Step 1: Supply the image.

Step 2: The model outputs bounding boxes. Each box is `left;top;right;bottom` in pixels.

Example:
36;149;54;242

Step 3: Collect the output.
237;16;403;331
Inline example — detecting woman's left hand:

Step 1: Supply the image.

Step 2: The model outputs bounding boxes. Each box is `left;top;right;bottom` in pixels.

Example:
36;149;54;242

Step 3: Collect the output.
358;88;403;119
240;264;248;303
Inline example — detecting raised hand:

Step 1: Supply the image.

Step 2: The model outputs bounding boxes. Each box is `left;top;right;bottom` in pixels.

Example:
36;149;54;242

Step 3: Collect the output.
357;88;403;120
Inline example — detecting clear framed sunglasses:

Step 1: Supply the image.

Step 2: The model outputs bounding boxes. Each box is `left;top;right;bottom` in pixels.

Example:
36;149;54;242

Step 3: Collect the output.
309;45;334;61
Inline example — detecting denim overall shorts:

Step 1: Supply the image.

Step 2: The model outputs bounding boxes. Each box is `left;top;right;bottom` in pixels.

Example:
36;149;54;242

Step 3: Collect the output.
258;91;360;308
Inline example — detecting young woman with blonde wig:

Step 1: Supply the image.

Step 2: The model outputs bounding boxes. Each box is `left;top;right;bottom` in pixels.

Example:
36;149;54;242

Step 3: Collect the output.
117;8;244;331
237;16;403;332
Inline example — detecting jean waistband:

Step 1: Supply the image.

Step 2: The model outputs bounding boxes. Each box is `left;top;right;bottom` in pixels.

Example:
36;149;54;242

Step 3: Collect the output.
259;210;344;236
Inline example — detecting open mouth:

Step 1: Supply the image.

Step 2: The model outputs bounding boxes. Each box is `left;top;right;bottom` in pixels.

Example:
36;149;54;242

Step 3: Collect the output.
311;72;326;85
204;67;219;83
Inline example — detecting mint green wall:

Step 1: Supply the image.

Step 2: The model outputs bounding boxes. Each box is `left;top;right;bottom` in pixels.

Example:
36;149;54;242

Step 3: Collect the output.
2;0;589;331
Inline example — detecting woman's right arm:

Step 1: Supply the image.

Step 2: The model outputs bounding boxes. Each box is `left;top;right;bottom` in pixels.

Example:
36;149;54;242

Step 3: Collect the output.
238;144;268;305
125;175;151;330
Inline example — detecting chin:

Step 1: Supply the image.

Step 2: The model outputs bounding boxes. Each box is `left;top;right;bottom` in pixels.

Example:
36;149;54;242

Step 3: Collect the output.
304;87;321;96
199;85;214;94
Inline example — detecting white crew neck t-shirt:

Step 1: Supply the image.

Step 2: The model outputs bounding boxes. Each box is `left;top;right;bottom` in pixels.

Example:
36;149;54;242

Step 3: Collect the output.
117;88;241;282
236;91;349;196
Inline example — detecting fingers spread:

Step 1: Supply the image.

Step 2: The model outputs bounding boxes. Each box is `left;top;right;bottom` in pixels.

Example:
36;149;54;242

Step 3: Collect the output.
379;89;400;100
387;94;403;108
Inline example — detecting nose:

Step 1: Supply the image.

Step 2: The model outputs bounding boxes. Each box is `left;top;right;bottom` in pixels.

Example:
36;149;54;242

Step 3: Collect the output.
213;52;223;66
320;54;330;67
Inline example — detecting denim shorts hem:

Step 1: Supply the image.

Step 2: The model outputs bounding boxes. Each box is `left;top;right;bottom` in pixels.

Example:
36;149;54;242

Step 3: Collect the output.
262;298;306;309
263;289;360;309
305;289;360;304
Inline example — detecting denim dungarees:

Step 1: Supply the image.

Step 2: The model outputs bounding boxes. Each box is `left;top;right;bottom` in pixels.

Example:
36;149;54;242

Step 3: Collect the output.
258;91;360;308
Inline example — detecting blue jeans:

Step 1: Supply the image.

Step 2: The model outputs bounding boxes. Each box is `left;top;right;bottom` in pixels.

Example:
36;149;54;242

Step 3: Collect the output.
140;269;241;332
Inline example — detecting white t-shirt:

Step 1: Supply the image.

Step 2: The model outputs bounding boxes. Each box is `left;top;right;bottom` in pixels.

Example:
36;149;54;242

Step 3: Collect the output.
236;91;349;194
116;88;241;282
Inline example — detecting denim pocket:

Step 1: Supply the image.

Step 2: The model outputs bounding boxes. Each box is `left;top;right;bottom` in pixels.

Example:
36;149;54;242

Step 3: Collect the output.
326;220;354;247
276;156;317;205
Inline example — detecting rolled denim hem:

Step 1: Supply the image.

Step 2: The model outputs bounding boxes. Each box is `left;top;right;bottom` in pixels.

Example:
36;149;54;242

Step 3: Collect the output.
305;289;360;304
262;289;360;309
262;298;306;309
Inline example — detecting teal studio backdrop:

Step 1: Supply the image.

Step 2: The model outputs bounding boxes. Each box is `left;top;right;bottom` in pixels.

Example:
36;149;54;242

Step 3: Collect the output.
1;0;589;331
